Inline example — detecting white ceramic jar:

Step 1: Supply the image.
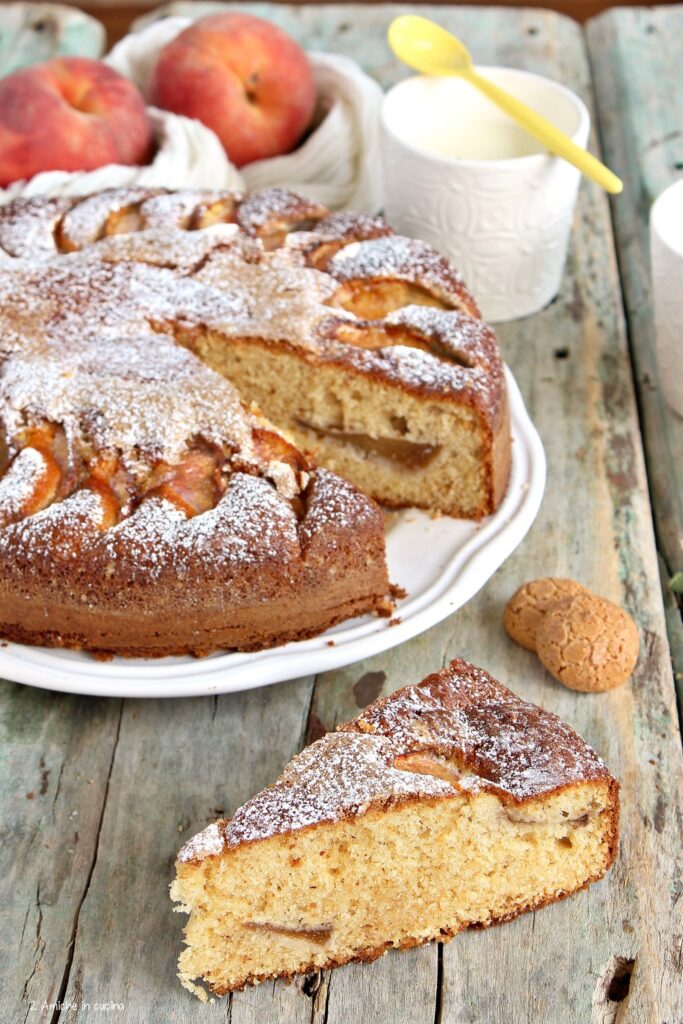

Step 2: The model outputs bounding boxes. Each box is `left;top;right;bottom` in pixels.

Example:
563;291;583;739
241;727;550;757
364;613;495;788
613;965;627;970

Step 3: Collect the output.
380;70;590;322
650;178;683;418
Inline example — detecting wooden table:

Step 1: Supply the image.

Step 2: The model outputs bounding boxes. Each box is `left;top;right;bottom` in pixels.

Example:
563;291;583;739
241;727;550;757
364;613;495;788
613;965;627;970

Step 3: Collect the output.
68;0;683;40
2;5;682;1022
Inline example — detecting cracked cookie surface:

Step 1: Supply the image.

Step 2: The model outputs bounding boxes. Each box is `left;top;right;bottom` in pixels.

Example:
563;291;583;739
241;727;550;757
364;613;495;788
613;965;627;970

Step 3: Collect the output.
504;577;590;652
535;592;639;692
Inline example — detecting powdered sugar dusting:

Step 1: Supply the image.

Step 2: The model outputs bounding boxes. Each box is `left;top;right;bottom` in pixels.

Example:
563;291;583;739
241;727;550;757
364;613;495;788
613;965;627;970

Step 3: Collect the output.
346;659;610;801
178;659;613;862
236;188;326;235
0;447;47;520
283;212;393;256
59;188;159;249
0;196;75;258
178;473;300;571
330;235;470;308
178;822;225;863
138;190;223;231
99;497;188;578
218;732;454;852
386;305;498;369
377;346;486;399
94;476;299;581
300;468;380;552
313;211;392;241
0;315;254;484
0;488;106;559
0;255;248;348
194;248;338;346
94;224;243;271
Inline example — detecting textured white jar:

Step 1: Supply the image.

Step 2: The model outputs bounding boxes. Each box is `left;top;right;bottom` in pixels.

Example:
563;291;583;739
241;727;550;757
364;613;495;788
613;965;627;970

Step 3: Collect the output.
650;179;683;418
381;70;590;322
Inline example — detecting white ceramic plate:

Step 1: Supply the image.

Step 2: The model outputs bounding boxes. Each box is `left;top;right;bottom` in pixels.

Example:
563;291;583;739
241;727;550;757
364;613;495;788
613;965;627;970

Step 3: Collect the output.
0;368;545;698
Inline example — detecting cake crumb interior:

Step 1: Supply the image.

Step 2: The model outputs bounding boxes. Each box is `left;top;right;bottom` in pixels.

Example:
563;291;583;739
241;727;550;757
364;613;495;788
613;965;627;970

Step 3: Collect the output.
172;782;615;996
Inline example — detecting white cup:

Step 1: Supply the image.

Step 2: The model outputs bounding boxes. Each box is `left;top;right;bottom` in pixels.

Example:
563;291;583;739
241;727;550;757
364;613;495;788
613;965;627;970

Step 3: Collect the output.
650;179;683;418
380;70;590;322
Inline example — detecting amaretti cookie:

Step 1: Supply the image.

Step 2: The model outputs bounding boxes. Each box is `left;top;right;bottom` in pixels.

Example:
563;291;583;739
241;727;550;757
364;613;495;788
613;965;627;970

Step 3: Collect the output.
504;577;590;651
536;593;640;691
504;577;639;691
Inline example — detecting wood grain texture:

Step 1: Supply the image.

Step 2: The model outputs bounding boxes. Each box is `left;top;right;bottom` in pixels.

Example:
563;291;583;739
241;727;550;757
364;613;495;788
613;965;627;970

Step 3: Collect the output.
72;0;663;37
0;687;122;1023
587;4;683;716
0;5;680;1024
58;679;317;1024
0;2;105;74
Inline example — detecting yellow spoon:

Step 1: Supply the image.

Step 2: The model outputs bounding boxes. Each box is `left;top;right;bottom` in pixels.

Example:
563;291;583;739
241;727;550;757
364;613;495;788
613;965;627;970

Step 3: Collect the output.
388;15;623;195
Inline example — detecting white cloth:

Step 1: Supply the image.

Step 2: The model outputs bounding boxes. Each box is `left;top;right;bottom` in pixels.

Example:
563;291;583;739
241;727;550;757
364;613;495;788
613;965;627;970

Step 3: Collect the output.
0;17;383;213
0;107;239;202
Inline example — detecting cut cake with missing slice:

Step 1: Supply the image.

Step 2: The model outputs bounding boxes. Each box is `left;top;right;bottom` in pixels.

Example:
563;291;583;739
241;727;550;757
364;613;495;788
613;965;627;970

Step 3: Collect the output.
171;658;619;998
0;188;510;519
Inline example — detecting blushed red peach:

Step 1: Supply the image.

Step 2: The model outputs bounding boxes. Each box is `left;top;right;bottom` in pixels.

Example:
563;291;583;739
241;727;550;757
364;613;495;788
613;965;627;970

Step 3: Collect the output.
148;12;316;168
0;56;153;188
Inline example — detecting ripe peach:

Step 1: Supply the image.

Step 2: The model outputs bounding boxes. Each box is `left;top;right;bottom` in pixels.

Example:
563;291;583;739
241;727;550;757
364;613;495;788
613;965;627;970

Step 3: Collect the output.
0;56;153;188
148;12;316;168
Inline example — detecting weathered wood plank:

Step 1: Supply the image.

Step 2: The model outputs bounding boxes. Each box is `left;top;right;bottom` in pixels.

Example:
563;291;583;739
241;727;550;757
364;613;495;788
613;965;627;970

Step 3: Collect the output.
77;0;670;32
0;686;121;1023
660;553;683;725
0;3;105;75
586;5;683;716
56;678;316;1024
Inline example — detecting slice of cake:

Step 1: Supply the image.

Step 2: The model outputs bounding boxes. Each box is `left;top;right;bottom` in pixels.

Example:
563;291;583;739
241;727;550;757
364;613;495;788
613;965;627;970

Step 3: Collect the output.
171;659;619;997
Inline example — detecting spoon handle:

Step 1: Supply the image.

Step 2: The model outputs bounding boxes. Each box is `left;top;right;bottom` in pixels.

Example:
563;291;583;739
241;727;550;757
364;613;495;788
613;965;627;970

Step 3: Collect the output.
466;69;623;195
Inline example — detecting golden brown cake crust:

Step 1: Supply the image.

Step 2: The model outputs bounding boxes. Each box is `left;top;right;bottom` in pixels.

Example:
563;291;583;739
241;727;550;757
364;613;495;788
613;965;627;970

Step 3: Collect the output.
343;659;617;802
179;657;619;861
0;469;390;658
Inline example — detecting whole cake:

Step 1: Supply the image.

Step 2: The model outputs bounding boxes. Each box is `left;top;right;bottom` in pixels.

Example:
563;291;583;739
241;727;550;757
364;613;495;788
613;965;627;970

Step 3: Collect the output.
172;659;619;997
0;187;510;656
